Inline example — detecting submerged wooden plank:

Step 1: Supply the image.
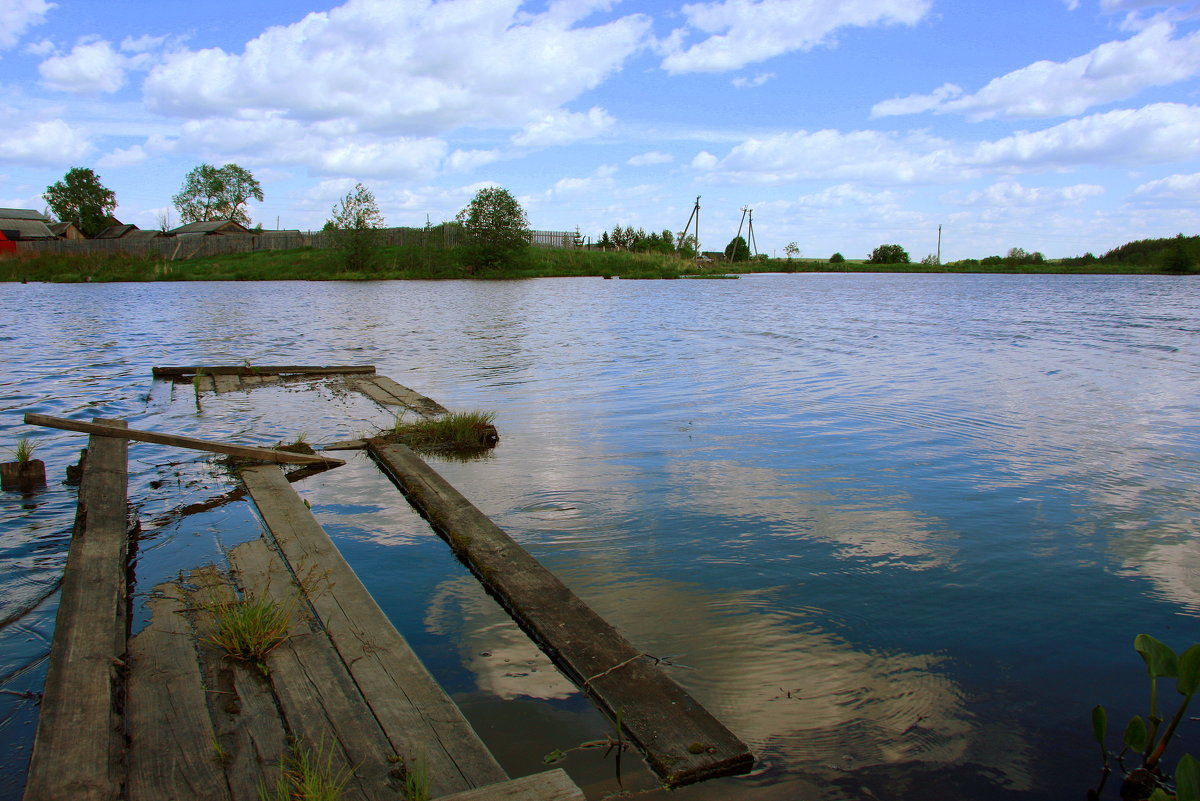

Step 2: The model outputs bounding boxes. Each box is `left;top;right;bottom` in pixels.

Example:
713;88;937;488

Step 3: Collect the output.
436;770;585;801
228;538;402;801
188;566;288;801
354;377;399;407
238;465;508;797
126;583;232;801
213;374;241;394
154;365;376;377
24;421;128;801
24;413;345;467
370;376;449;418
368;441;754;788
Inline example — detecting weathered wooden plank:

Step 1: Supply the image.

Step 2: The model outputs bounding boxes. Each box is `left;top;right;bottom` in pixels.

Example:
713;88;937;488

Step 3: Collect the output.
435;770;585;801
24;413;345;467
228;538;402;801
154;365;376;377
126;583;232;801
24;421;128;801
322;438;369;451
238;465;508;796
354;377;400;407
240;374;265;387
200;374;217;394
188;566;288;801
214;374;242;394
368;441;754;788
370;376;449;418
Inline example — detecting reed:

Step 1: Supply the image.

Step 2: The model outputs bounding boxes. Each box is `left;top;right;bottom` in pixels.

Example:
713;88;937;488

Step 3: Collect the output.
203;593;291;675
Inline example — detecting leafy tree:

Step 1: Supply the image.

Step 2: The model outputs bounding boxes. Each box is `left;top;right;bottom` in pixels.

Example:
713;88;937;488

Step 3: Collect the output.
172;163;263;226
43;167;117;237
829;252;845;264
921;253;940;266
868;244;909;264
455;186;530;270
724;235;751;261
784;242;800;260
677;233;698;259
326;183;386;272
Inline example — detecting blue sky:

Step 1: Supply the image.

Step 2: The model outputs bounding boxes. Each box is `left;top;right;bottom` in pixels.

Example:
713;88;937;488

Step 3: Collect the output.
2;0;1199;260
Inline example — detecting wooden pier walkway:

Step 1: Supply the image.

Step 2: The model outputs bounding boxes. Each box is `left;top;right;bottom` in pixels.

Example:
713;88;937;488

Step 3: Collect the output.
23;419;582;801
23;365;752;798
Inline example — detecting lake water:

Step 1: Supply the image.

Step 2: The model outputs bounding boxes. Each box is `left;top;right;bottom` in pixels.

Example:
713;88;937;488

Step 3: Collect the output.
1;274;1198;800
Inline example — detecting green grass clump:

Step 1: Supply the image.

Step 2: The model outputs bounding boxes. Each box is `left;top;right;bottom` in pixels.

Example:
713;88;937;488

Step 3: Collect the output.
259;736;353;801
402;753;430;801
12;436;36;463
387;411;497;452
203;594;291;674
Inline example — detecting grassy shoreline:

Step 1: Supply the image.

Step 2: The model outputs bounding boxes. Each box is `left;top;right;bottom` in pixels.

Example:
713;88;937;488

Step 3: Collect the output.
0;245;1189;282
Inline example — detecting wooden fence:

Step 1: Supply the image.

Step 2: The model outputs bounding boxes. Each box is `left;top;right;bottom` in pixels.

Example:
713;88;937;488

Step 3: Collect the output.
13;225;584;260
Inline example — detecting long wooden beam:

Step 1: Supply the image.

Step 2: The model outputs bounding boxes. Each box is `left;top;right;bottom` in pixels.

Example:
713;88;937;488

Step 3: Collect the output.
24;420;129;801
24;414;345;467
368;441;753;787
152;365;376;377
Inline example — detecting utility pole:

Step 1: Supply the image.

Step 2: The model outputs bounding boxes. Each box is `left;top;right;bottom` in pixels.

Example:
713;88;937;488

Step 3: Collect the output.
937;224;942;265
747;208;758;257
730;206;749;261
679;196;701;256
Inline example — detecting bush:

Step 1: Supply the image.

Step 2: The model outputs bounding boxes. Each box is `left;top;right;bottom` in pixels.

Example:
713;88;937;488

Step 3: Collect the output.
455;186;530;271
829;252;845;264
868;244;909;264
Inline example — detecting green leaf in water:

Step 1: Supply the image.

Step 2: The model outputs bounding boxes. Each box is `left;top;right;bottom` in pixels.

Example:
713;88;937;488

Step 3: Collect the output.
1177;754;1200;801
1124;716;1148;753
1092;705;1108;745
1136;634;1179;679
1177;644;1200;697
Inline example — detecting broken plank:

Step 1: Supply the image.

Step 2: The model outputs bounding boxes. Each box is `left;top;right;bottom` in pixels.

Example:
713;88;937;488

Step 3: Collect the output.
213;374;241;394
187;566;288;801
154;365;376;377
24;413;345;467
322;438;369;451
238;464;508;797
369;376;449;418
228;538;402;801
126;583;232;801
354;377;400;407
368;441;753;788
24;421;129;801
435;770;585;801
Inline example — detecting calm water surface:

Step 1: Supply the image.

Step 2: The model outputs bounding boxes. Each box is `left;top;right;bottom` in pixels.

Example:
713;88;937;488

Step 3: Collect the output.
1;275;1197;800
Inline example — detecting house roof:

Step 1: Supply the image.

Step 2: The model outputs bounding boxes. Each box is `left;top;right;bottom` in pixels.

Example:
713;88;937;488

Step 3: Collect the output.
169;219;250;235
0;208;50;222
96;223;139;239
0;219;55;239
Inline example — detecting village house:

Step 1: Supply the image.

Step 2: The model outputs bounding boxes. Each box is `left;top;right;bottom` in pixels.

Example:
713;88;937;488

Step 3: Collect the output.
0;208;56;241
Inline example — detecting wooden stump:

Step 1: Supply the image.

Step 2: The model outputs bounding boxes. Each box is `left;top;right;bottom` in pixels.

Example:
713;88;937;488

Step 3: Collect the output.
1;459;45;491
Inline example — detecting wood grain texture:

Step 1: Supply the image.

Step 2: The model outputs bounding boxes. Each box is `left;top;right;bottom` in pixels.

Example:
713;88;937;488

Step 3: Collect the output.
368;441;754;787
239;464;508;796
435;770;586;801
24;422;128;801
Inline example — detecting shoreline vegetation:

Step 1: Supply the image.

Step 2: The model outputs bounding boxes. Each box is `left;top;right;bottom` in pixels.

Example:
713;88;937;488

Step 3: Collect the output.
0;244;1194;283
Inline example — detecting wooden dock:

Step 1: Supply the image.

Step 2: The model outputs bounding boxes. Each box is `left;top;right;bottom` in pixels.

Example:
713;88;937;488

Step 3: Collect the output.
23;419;583;801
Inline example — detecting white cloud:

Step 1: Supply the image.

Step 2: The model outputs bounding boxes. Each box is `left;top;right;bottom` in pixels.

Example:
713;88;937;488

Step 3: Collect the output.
511;107;615;147
873;22;1200;120
97;144;148;168
949;180;1105;207
0;119;90;164
39;40;130;94
661;0;930;74
732;71;775;88
627;150;674;166
971;103;1200;169
144;0;651;137
1131;171;1200;202
0;0;53;51
444;148;502;172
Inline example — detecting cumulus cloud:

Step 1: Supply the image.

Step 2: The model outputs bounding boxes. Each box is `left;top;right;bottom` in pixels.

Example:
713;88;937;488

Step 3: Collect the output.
0;0;53;51
97;144;148;168
661;0;930;74
1131;171;1200;202
511;107;615;147
732;71;775;88
143;0;651;137
872;22;1200;120
39;39;131;94
0;119;90;164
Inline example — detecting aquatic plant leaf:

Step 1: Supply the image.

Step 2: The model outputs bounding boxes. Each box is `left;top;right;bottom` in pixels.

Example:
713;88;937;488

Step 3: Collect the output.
1177;645;1200;696
1124;716;1148;752
1176;754;1199;801
1136;634;1179;679
1092;705;1108;745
